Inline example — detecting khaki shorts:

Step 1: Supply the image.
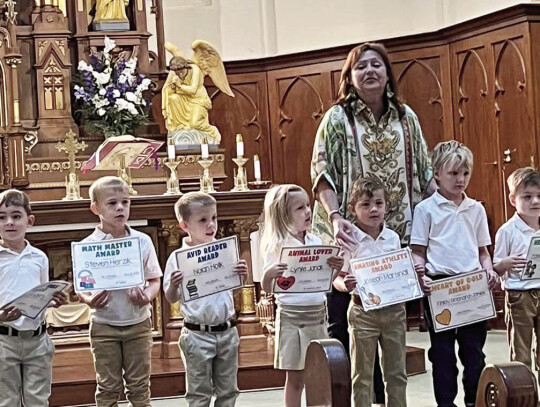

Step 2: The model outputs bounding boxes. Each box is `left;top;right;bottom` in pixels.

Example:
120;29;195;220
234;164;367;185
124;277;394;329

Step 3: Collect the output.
274;303;328;370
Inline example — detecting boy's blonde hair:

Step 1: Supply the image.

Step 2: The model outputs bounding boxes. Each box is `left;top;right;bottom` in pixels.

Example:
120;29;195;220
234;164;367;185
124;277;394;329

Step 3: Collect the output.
89;176;129;204
348;177;388;208
432;140;473;173
260;184;307;256
0;189;31;215
507;167;540;196
174;192;217;222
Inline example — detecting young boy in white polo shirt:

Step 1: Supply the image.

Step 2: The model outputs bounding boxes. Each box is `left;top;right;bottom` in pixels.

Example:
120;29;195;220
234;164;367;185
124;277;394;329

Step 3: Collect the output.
334;178;410;407
411;141;498;407
78;177;162;407
163;192;247;407
0;189;67;406
493;167;540;375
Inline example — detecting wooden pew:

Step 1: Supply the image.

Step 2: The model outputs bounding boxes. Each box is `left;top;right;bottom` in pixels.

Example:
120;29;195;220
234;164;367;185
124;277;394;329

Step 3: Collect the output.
475;362;537;407
304;338;537;407
304;339;351;407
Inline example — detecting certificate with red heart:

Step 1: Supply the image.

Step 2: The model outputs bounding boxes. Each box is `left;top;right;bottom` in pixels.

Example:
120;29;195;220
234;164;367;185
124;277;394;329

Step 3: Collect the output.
273;245;340;294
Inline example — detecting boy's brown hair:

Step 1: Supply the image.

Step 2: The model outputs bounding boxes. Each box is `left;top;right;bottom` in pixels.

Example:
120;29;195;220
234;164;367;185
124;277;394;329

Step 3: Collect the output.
0;189;32;215
89;176;129;204
174;192;217;222
348;177;389;208
432;140;473;173
507;167;540;196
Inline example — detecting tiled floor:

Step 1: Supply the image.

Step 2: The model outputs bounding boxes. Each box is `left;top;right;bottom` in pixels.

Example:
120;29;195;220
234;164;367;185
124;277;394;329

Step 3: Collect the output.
109;329;510;407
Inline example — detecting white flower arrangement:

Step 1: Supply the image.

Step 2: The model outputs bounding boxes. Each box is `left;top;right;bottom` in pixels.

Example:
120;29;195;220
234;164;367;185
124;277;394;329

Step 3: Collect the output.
73;37;152;138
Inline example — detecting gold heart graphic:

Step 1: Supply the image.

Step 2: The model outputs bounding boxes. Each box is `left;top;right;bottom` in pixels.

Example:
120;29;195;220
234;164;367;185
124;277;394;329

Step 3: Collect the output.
436;308;452;325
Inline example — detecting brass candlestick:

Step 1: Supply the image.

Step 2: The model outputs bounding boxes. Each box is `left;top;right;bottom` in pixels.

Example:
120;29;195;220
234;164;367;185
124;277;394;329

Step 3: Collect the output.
232;157;249;192
55;129;87;200
198;157;216;193
118;154;137;195
164;158;181;195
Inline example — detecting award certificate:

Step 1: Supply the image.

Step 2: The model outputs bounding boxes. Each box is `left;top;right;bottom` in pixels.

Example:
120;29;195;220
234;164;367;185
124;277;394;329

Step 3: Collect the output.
428;270;496;332
273;245;340;294
175;236;242;302
7;281;71;319
521;236;540;280
71;237;144;293
349;248;423;310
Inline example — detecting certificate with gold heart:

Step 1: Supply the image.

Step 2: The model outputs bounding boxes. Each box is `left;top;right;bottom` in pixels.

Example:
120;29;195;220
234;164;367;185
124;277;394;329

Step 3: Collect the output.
428;270;496;332
273;245;340;294
350;248;423;310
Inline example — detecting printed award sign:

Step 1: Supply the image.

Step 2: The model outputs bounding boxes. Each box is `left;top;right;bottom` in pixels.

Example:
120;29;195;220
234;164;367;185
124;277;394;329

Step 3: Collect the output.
521;236;540;280
71;237;144;293
349;248;423;310
428;270;496;332
273;245;340;294
175;236;242;302
7;281;71;319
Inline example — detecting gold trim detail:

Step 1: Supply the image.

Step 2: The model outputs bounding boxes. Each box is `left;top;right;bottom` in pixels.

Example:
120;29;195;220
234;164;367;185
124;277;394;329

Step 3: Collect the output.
239;285;256;314
170;302;183;319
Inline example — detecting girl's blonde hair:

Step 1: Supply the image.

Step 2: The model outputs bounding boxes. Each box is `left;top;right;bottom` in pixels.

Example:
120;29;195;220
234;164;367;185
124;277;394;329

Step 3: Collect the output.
260;184;308;256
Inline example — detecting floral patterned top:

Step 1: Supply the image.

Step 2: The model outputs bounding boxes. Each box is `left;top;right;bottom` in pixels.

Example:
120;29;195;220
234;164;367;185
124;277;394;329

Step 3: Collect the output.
311;94;432;245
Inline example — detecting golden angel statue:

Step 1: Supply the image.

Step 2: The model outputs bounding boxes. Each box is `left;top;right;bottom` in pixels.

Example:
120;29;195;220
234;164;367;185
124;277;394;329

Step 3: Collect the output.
162;40;234;146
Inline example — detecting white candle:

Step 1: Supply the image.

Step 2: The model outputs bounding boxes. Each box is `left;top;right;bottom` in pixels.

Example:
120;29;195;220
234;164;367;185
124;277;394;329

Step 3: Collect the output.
254;154;261;180
236;134;244;157
201;143;209;159
167;142;175;160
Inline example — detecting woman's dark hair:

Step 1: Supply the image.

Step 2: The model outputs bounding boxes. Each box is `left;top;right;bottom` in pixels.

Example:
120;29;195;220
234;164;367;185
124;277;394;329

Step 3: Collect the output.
336;42;404;118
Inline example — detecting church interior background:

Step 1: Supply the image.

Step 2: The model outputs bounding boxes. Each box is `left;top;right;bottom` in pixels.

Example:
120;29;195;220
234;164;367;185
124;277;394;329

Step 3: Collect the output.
2;0;540;405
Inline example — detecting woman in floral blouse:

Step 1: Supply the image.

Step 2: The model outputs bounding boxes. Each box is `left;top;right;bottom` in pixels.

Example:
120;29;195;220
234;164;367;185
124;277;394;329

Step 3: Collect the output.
311;42;433;405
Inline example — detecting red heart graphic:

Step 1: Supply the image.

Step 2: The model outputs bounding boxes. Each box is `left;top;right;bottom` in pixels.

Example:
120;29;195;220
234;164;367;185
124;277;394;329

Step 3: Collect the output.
277;276;295;290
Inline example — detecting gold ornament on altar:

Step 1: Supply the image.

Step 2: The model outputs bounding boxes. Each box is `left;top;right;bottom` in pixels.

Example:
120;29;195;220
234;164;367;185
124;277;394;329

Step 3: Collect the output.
162;40;234;147
232;134;249;192
56;129;87;200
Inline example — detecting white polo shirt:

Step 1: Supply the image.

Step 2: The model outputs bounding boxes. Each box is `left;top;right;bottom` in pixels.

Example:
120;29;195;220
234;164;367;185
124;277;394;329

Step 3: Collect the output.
0;241;49;330
264;233;327;306
494;213;540;290
163;238;236;325
410;191;491;276
82;225;162;326
345;224;401;295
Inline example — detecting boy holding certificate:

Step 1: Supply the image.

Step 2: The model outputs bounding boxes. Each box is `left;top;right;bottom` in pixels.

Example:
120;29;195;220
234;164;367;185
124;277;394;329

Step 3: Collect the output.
411;141;498;407
0;189;67;406
333;178;409;407
163;192;248;407
493;168;540;376
77;177;162;407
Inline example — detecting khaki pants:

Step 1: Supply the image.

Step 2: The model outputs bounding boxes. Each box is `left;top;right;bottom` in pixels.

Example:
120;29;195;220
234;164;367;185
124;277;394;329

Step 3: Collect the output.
505;289;540;373
179;326;239;407
0;332;54;406
89;318;153;407
348;302;407;407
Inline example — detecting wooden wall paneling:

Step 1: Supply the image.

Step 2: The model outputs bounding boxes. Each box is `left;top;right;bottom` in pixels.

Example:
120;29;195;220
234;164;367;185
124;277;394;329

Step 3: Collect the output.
267;61;340;193
450;37;504;233
490;25;536;222
390;45;454;150
207;72;272;190
529;22;540;176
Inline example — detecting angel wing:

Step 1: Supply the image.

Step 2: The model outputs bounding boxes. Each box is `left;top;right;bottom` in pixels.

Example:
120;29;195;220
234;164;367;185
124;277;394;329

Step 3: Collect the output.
164;41;186;59
191;40;234;97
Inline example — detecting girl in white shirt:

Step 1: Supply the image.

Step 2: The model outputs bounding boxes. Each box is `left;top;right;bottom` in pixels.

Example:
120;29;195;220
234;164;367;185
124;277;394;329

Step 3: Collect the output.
261;184;343;407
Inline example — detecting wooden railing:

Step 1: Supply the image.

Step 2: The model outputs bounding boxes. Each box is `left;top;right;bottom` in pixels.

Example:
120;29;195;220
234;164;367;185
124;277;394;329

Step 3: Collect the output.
304;339;538;407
